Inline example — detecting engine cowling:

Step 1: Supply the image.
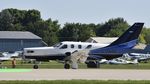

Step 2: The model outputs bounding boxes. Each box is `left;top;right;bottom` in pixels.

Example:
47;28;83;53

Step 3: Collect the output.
65;52;71;56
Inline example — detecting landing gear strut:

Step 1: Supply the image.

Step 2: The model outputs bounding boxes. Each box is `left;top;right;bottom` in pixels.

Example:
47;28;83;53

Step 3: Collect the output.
33;60;39;69
64;61;70;69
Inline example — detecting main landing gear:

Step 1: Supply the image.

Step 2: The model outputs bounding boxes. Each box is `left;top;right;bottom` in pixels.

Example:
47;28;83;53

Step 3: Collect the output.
86;60;100;68
64;60;70;69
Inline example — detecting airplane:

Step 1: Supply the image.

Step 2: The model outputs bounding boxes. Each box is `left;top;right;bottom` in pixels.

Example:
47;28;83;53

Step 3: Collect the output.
0;52;10;62
2;51;20;58
123;53;150;63
0;51;20;62
23;41;110;69
107;58;138;64
23;22;144;69
0;56;11;62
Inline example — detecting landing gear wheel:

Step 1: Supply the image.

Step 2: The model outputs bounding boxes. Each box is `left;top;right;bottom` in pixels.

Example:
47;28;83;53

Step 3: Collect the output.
86;60;100;68
64;63;70;69
33;65;39;69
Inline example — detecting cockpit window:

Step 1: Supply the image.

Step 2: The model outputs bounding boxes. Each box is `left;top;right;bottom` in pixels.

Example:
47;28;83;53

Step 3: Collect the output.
27;50;34;53
60;44;68;49
71;44;74;48
86;45;92;49
78;45;82;49
53;43;62;47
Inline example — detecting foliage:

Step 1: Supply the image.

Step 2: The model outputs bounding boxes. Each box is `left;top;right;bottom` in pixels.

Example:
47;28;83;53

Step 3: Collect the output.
0;8;150;45
142;28;150;44
59;23;96;41
96;17;129;37
0;8;60;46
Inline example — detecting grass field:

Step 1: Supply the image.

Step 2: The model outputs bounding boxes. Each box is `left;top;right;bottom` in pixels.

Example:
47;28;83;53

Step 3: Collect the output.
1;60;150;69
0;80;150;84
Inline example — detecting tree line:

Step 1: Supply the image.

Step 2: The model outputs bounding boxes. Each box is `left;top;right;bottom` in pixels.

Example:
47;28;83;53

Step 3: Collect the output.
0;8;149;46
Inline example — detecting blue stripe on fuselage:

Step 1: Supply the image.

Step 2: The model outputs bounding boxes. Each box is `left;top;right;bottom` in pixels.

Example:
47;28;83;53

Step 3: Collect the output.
89;39;138;54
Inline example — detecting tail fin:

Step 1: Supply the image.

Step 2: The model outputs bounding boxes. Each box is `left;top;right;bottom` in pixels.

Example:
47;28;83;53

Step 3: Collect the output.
108;23;144;46
89;23;144;55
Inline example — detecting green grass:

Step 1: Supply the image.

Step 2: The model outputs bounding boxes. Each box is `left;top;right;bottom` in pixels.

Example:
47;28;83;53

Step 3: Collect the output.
0;80;150;84
1;60;150;69
0;69;32;72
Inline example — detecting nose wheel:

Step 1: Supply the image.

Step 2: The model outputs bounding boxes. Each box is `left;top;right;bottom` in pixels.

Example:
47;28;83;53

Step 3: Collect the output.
33;60;39;69
33;64;39;69
64;63;70;69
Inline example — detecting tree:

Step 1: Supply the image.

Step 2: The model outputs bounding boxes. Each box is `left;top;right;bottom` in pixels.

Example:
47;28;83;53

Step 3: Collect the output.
0;8;61;46
78;24;96;41
23;9;41;25
96;18;129;37
142;28;150;44
59;23;79;41
28;19;60;46
0;8;149;45
59;23;96;41
0;9;14;31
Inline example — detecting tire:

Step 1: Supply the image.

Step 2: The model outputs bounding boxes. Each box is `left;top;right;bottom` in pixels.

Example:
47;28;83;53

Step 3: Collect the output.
64;63;70;69
33;65;39;69
86;61;100;68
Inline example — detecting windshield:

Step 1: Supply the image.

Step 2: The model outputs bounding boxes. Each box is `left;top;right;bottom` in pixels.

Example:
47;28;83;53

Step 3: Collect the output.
53;43;63;47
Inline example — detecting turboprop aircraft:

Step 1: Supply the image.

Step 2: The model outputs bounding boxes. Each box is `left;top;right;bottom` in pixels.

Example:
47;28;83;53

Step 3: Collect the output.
23;22;144;69
23;41;109;69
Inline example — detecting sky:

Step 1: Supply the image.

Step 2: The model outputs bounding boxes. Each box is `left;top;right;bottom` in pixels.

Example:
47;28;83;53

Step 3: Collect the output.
0;0;150;27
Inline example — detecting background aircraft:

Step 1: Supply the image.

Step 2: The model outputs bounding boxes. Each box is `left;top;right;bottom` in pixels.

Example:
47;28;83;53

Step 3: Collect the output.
0;51;20;62
107;58;138;64
123;53;150;63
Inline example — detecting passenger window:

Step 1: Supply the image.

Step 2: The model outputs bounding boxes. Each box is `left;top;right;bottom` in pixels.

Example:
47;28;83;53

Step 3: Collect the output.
27;50;34;53
60;44;68;49
86;45;92;49
78;45;82;49
71;44;74;48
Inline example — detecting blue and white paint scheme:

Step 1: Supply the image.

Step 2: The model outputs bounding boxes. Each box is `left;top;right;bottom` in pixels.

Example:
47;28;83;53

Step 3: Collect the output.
23;22;144;69
88;23;144;60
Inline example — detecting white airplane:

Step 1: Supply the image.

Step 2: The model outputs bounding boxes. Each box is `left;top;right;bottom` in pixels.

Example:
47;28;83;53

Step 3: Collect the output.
107;58;138;64
23;23;144;69
0;51;20;62
2;52;20;58
0;53;10;61
123;53;150;62
23;41;109;68
0;56;11;61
